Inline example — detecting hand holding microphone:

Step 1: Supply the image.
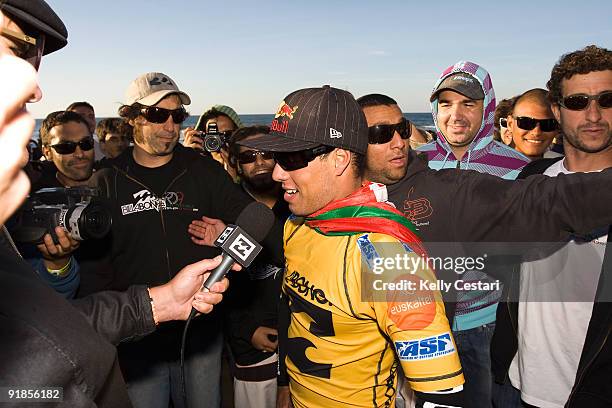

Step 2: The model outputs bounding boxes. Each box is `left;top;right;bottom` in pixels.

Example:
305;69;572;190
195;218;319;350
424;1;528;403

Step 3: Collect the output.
189;202;275;319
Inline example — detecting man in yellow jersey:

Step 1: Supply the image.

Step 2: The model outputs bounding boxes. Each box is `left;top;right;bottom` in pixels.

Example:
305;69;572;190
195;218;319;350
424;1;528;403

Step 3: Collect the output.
240;85;465;407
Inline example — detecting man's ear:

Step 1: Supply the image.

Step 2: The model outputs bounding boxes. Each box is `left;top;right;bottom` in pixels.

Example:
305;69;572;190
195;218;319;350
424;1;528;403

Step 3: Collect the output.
551;103;561;124
42;145;53;161
333;148;351;175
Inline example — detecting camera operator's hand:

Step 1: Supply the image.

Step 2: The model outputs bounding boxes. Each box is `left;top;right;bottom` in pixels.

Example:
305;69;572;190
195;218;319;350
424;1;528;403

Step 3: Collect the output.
251;326;278;352
183;127;204;151
149;255;237;321
37;227;80;271
188;216;227;247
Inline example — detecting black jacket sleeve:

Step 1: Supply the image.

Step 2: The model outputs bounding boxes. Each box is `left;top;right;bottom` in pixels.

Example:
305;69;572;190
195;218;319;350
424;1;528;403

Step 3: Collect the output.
70;285;156;345
447;168;612;243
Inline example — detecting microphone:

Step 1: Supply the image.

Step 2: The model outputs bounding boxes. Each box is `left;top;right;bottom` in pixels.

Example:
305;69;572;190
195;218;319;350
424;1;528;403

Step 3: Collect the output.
190;202;275;317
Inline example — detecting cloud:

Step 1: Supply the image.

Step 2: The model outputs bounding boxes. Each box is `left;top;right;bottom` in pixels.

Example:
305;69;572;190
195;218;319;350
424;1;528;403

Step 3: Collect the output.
368;50;389;57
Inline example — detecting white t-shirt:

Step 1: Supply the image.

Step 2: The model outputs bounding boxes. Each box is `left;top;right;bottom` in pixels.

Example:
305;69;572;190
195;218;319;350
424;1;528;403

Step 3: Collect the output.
509;159;607;408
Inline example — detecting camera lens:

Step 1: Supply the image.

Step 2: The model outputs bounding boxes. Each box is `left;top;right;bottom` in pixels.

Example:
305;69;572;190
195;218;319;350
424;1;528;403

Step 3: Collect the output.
79;203;112;239
204;135;222;153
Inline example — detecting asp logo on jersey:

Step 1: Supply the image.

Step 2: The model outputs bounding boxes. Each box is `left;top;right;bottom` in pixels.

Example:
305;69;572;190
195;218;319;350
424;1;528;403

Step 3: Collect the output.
394;332;455;361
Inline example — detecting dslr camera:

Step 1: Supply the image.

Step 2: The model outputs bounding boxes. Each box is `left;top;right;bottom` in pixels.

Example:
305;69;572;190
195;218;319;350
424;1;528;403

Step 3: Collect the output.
203;122;229;153
11;187;112;244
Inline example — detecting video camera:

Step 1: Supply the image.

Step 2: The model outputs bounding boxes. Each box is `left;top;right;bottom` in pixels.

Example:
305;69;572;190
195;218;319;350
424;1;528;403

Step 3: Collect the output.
11;187;112;244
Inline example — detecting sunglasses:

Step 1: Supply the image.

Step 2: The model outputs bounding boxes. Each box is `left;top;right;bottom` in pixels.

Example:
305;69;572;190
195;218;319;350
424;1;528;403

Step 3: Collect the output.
237;149;274;164
49;138;95;155
514;116;559;132
499;117;508;128
140;106;189;124
559;91;612;111
368;117;411;144
0;27;45;70
273;145;336;171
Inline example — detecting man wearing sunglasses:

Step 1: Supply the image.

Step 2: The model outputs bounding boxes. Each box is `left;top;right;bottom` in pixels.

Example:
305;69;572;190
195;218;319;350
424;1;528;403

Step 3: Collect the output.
200;125;289;407
357;62;612;407
39;110;96;189
505;88;559;161
239;85;466;408
89;71;251;407
492;45;612;408
0;1;231;407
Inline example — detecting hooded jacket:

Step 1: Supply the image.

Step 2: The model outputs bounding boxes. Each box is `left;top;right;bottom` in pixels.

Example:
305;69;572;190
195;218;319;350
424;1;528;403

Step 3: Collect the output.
416;62;531;330
385;150;612;328
417;61;530;179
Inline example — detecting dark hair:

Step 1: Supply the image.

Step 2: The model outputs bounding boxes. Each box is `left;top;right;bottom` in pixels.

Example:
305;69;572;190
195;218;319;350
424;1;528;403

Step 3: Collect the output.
118;103;145;120
196;109;238;132
95;118;133;142
66;101;94;112
493;97;517;140
356;93;398;108
228;125;271;165
547;45;612;104
40;111;91;146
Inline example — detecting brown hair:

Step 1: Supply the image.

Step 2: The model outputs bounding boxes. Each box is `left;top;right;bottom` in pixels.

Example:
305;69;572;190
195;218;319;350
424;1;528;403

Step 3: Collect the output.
95;118;133;142
493;97;517;141
39;110;90;146
547;45;612;104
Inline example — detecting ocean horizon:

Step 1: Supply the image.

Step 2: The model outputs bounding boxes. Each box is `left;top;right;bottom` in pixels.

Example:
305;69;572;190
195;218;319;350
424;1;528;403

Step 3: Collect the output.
33;113;435;140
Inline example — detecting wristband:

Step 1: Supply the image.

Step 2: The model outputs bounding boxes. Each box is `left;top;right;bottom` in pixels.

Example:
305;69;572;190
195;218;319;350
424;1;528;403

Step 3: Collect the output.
46;257;72;277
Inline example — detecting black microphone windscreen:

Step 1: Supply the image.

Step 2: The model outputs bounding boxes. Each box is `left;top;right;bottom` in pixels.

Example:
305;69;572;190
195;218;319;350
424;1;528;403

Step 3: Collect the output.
235;201;275;243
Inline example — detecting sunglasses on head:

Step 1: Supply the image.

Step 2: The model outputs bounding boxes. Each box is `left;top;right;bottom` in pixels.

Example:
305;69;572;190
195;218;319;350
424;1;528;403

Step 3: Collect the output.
49;138;94;155
559;91;612;111
368;117;411;144
0;27;45;70
140;106;189;124
514;116;559;132
237;149;274;164
273;145;336;171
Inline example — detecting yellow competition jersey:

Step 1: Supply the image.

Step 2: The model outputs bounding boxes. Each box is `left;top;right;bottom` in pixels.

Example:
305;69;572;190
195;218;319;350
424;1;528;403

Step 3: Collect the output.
283;218;463;408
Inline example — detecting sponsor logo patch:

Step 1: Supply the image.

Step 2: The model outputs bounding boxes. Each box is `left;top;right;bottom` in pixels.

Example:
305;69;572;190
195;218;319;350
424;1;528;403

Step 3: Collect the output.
394;332;455;361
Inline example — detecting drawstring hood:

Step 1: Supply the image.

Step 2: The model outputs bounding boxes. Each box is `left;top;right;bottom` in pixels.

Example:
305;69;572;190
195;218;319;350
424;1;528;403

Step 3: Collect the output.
418;61;530;179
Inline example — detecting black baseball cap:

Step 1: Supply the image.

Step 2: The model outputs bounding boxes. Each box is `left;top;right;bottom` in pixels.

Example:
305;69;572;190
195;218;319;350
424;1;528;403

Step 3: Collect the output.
1;0;68;55
239;85;368;154
430;72;485;102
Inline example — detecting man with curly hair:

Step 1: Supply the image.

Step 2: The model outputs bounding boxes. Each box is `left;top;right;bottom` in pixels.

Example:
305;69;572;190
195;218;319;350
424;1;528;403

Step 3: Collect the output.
493;44;612;408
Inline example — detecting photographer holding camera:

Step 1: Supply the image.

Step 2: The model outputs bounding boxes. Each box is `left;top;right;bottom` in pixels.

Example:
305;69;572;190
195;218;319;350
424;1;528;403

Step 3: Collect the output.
183;104;242;181
9;110;105;298
0;1;230;406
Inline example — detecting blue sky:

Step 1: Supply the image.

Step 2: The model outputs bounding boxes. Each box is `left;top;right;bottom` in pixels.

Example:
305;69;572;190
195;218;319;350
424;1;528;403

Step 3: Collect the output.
29;0;612;118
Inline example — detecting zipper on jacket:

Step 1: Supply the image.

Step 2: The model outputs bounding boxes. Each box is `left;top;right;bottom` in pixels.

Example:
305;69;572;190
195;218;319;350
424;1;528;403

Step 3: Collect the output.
566;326;610;405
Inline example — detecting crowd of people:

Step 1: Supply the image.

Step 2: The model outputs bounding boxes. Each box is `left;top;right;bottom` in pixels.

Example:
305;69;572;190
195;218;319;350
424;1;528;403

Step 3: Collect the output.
1;1;611;408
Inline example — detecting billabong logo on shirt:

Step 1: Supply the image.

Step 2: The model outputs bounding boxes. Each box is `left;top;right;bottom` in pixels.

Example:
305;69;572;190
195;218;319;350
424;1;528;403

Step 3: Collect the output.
394;332;455;361
121;189;196;215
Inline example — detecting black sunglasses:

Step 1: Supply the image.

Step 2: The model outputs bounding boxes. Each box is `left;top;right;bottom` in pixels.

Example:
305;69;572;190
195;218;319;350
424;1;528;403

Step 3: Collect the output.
559;91;612;111
514;116;559;132
368;117;411;144
273;145;335;171
49;138;94;155
237;149;274;164
140;106;189;124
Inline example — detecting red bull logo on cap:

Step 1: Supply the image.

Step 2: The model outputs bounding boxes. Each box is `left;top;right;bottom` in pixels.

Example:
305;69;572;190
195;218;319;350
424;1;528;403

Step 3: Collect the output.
274;100;298;120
